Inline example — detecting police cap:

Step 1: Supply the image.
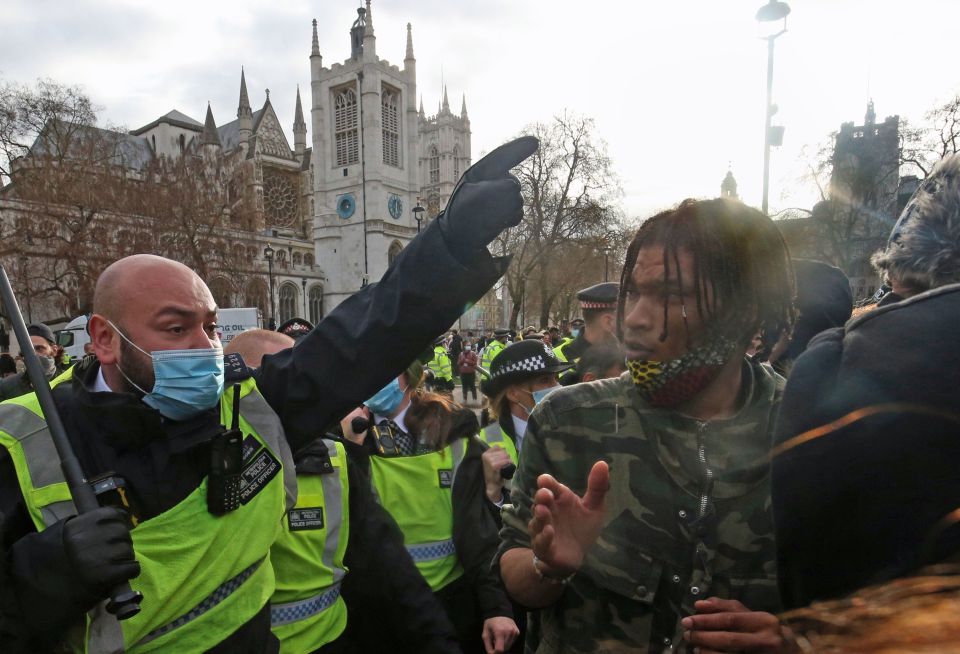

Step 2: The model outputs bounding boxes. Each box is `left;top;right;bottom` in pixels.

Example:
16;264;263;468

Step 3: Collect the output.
277;317;314;341
481;340;573;397
577;282;619;311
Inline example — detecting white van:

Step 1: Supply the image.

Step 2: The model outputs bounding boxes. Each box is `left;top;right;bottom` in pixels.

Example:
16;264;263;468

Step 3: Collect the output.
55;315;91;360
216;308;262;345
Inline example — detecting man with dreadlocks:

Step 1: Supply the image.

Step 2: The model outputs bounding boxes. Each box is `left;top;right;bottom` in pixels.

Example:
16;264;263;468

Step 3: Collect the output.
496;198;795;653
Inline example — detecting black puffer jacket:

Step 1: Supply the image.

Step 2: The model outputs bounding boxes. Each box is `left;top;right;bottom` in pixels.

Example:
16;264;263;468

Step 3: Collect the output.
772;283;960;609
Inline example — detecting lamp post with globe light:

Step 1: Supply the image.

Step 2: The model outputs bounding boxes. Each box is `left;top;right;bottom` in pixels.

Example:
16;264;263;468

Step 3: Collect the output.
412;198;425;233
756;0;790;215
264;244;276;330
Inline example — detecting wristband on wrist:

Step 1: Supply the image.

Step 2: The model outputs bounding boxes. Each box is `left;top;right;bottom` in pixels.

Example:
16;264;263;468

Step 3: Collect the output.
532;554;575;585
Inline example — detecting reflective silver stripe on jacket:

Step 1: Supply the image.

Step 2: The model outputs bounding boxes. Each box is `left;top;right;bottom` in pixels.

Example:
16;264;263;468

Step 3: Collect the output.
270;581;342;627
0;403;79;522
86;557;267;653
41;501;77;525
0;402;69;482
406;538;457;562
450;437;466;487
482;422;504;446
87;600;125;654
137;557;265;648
240;387;298;511
320;438;347;586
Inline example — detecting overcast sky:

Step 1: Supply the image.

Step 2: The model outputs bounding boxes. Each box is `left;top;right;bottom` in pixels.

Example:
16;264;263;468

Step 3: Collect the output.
2;0;958;220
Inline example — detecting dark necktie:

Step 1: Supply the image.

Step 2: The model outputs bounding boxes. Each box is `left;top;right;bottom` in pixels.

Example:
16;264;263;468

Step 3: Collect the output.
380;419;416;456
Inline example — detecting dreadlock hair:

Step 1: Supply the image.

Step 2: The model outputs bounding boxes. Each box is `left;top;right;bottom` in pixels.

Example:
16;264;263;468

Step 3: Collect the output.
616;197;796;350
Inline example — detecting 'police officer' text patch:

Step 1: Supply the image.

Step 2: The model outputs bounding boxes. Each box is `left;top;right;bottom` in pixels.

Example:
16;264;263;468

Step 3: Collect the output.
288;507;324;531
239;440;281;505
438;469;453;488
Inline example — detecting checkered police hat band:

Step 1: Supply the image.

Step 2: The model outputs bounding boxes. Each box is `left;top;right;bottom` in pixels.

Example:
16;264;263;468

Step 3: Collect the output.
493;355;547;379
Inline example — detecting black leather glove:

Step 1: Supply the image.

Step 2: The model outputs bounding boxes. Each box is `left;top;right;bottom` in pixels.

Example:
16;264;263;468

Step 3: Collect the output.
438;136;539;264
62;506;140;601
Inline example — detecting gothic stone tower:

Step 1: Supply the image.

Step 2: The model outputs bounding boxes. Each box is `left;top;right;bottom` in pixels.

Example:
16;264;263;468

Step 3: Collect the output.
311;2;424;309
830;100;900;297
418;88;472;220
831;100;900;218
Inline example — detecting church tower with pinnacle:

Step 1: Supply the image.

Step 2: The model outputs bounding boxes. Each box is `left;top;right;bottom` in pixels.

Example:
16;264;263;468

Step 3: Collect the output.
309;1;470;309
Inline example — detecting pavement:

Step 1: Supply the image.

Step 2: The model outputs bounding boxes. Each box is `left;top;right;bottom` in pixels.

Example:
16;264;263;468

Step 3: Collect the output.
438;377;486;420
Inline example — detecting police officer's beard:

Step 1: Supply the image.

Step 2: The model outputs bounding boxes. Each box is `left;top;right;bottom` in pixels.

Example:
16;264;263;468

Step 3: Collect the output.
117;338;156;396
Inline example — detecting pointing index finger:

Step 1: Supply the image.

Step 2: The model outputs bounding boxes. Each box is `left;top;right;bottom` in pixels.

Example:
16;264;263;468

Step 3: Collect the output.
463;136;539;182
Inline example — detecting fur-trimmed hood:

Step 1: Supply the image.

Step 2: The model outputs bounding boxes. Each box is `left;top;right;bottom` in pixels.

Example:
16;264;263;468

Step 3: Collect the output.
872;153;960;292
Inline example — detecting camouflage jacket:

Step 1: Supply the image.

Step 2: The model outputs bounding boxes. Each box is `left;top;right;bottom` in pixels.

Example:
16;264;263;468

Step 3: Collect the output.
497;359;783;654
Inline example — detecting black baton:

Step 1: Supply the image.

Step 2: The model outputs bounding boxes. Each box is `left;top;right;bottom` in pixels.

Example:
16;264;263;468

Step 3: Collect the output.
0;266;143;619
472;435;516;480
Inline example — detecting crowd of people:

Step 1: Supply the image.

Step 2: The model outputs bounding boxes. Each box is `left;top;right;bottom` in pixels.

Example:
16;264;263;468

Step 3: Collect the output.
0;136;958;653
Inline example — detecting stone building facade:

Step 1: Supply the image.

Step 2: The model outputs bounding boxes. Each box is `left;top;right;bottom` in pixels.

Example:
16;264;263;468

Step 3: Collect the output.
778;102;913;301
311;2;471;307
0;0;471;327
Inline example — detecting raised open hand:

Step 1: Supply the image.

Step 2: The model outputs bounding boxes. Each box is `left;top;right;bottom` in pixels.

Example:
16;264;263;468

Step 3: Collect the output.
528;460;609;577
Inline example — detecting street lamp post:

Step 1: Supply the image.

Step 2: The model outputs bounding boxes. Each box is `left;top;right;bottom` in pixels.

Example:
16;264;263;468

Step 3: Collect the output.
18;255;32;323
756;0;790;216
412;198;425;233
264;244;276;330
519;276;526;329
301;277;308;319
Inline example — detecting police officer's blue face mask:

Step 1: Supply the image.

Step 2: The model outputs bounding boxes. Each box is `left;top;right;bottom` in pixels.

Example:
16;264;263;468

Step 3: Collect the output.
571;328;582;339
517;384;561;416
364;377;405;416
531;386;561;404
109;321;224;421
524;385;561;407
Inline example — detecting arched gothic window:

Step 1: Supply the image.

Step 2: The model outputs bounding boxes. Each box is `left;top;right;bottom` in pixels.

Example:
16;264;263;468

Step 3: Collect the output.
334;86;359;167
382;87;400;167
429;145;440;184
388;240;403;268
292;252;303;266
308;285;325;324
304;253;315;267
453;145;460;181
209;277;233;309
245;279;269;317
278;283;298;324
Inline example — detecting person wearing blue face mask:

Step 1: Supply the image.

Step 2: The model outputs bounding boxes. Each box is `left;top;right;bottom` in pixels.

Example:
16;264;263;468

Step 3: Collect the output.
446;340;570;653
341;360;521;654
225;330;456;654
0;136;539;653
478;340;571;499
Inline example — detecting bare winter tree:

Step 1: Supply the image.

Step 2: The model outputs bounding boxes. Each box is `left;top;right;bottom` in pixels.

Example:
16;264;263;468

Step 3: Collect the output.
0;77;259;319
789;93;960;284
493;112;622;329
136;147;262;295
0;77;135;317
902;95;960;177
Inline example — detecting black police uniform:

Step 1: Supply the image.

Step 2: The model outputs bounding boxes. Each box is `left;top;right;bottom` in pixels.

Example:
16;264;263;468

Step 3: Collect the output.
557;282;618;384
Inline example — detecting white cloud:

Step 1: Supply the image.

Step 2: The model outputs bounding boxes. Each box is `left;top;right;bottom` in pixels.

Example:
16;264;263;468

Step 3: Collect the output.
3;0;959;220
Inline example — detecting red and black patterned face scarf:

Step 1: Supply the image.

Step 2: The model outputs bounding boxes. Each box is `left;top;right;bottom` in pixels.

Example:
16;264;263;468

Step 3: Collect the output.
626;334;738;407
